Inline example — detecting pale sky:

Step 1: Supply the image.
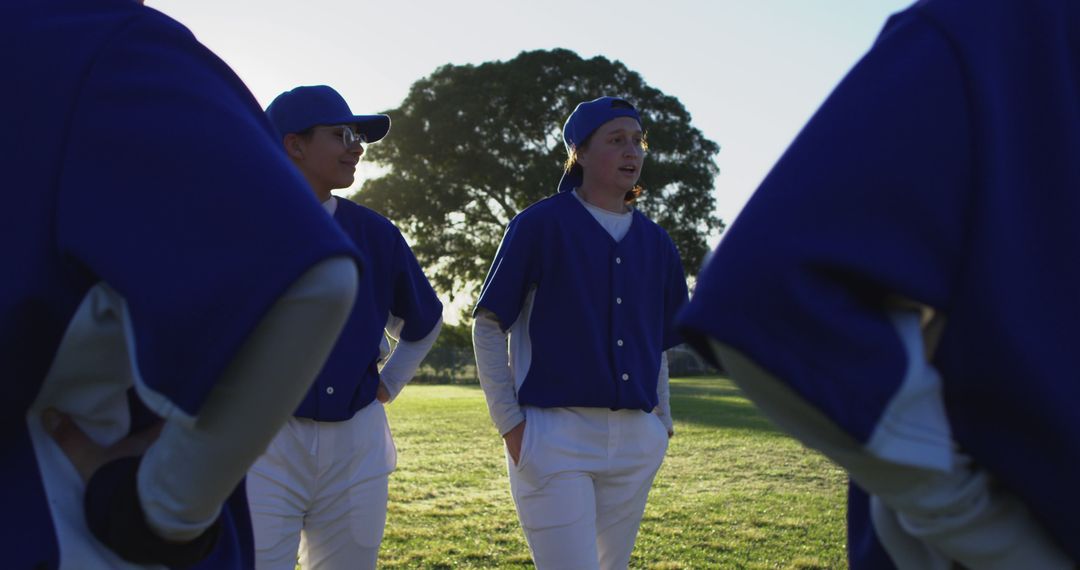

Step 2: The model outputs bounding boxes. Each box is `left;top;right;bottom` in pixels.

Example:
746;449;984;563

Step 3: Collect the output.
147;0;914;319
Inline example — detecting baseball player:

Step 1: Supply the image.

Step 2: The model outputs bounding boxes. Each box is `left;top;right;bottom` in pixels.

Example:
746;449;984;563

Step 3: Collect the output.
473;96;688;569
3;1;365;568
249;85;443;570
677;0;1078;568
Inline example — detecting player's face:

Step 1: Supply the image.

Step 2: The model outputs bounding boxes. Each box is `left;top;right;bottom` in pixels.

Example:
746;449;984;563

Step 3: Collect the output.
578;117;645;193
294;125;364;193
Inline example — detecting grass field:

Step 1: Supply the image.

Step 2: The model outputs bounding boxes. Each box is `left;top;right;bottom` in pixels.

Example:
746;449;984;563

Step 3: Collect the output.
375;376;849;569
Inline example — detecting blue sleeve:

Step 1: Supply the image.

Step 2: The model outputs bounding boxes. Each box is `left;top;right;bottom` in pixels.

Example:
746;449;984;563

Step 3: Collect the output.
390;233;443;341
678;9;972;442
662;237;689;350
473;215;541;330
55;12;359;417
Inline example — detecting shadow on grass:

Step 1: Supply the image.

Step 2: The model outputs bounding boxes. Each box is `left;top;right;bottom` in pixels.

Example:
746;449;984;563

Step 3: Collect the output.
670;376;784;435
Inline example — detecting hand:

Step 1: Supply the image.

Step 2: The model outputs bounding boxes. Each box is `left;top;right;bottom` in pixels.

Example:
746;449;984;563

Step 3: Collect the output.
653;409;674;439
42;408;163;483
376;382;391;403
502;420;526;465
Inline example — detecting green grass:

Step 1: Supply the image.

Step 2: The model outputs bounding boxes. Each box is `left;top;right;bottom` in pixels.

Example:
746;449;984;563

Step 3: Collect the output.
375;377;848;569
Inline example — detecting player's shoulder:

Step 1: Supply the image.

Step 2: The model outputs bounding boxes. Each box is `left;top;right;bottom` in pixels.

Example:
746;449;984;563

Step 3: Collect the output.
334;197;411;253
509;191;577;228
901;0;1059;40
335;197;398;229
74;0;200;49
12;0;146;31
517;192;569;218
5;0;190;69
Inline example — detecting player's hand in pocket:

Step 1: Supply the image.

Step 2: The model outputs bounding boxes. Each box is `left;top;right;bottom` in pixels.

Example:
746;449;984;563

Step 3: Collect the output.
503;420;526;465
376;382;391;403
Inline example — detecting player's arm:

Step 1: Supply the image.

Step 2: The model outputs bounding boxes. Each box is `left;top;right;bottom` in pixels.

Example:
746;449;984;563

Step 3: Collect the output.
472;308;525;460
378;314;443;403
654;352;673;437
377;233;444;403
472;215;538;461
707;322;1071;569
50;257;357;565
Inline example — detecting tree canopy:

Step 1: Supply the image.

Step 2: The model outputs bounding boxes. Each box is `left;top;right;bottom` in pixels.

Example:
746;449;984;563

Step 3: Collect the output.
353;48;722;308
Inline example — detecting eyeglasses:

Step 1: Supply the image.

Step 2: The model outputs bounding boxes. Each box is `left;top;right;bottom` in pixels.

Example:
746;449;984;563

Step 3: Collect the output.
336;125;367;149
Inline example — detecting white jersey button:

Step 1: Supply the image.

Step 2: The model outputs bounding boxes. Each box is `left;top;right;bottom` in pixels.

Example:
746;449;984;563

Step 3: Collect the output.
617;339;624;347
621;373;630;381
616;297;623;304
326;386;335;395
615;257;622;264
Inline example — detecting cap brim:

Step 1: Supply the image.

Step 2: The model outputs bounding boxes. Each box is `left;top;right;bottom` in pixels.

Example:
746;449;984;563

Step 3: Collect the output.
329;114;391;143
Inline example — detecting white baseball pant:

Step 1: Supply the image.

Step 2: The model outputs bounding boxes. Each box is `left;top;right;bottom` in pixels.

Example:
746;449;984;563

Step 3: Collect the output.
508;406;669;570
247;402;396;570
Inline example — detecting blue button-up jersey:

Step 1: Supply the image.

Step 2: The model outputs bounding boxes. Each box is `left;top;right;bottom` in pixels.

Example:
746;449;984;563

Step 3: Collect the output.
293;199;442;421
476;191;688;411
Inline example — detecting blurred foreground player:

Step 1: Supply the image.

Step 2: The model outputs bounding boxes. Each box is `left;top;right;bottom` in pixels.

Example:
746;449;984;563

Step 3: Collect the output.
678;0;1078;568
1;0;364;567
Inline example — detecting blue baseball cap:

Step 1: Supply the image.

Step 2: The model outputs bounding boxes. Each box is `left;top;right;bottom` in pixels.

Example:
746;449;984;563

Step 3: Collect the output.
558;96;642;193
265;85;390;143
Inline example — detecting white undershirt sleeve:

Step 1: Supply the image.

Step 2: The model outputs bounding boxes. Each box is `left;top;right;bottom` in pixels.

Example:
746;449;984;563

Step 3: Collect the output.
379;316;442;402
473;309;525;435
138;256;358;541
654;352;673;433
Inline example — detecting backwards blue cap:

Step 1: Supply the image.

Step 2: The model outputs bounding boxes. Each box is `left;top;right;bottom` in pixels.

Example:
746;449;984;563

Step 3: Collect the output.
558;96;642;193
265;85;390;143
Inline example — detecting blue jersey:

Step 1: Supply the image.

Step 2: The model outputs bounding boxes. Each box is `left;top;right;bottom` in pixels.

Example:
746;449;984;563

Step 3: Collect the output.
475;191;688;411
294;198;442;421
0;0;359;567
678;0;1080;564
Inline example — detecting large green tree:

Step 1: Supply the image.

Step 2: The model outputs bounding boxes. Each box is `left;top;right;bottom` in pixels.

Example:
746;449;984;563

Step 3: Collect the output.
353;48;722;307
